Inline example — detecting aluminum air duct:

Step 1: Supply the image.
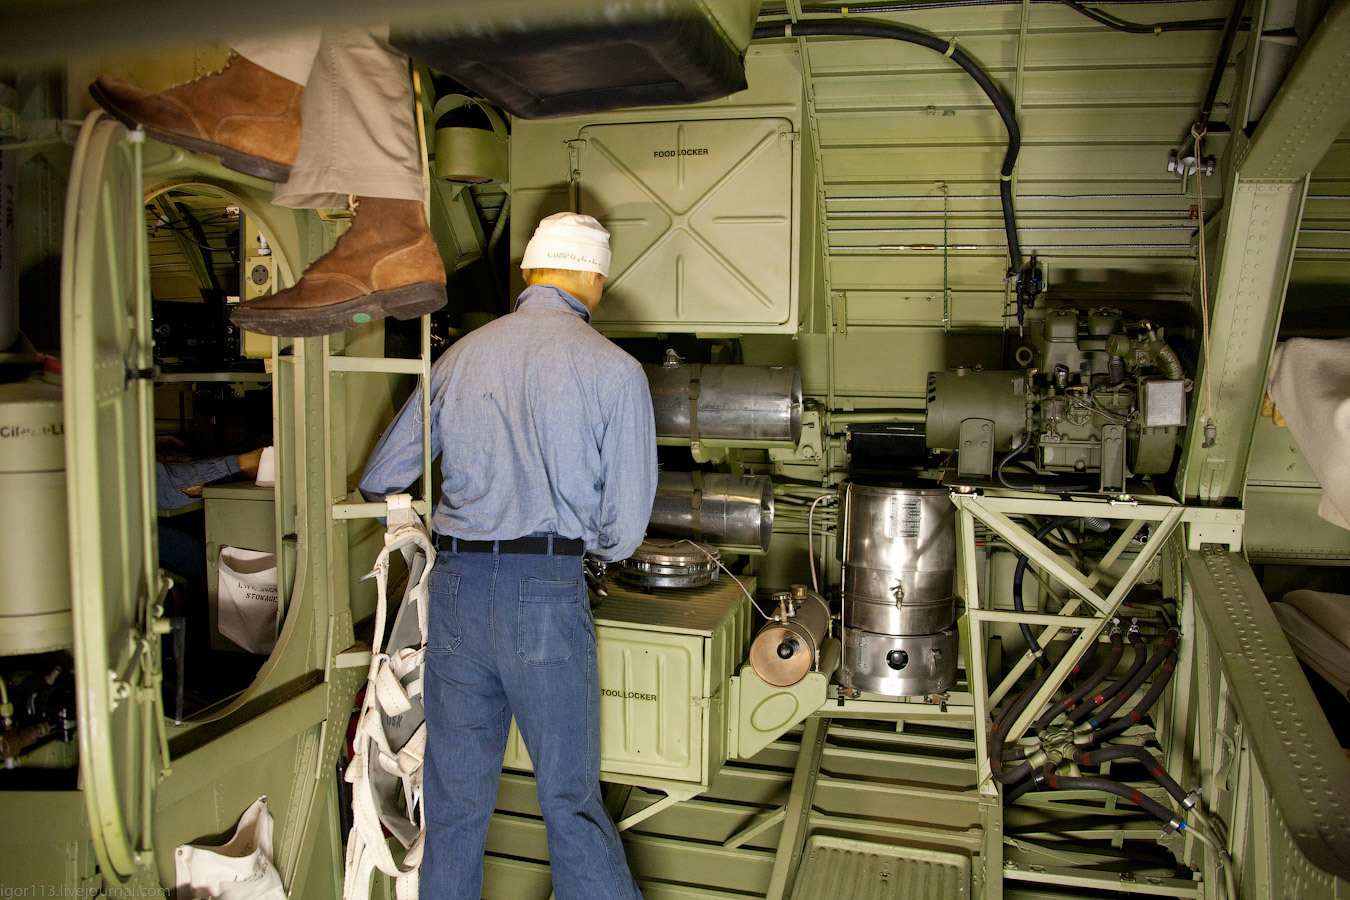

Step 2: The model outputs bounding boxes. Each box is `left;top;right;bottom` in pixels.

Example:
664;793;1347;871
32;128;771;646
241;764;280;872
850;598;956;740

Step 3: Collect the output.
648;471;773;552
645;356;802;445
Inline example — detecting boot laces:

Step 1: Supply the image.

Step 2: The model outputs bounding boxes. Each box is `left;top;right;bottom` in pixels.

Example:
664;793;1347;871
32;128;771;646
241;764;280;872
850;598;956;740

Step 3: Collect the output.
184;51;235;86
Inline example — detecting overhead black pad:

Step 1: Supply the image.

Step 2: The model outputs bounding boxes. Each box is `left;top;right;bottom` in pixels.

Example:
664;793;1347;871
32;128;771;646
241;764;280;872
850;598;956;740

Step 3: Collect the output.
393;13;748;120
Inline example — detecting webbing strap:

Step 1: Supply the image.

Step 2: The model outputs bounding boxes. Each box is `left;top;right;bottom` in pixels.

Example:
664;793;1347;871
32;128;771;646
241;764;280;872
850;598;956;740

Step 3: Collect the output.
687;364;703;444
343;495;432;900
690;469;704;542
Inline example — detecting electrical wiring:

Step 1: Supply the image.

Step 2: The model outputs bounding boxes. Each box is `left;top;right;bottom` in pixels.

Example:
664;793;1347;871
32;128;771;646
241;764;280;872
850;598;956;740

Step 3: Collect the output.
1188;818;1238;900
677;540;774;620
807;493;835;593
760;1;1247;34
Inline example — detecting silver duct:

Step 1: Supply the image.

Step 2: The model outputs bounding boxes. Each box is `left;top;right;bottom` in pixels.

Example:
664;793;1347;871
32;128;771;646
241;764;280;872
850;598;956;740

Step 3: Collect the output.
645;356;802;445
648;471;773;552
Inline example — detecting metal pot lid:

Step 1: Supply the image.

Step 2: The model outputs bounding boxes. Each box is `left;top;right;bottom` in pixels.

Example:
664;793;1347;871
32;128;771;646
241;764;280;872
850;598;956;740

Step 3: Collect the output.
627;539;721;569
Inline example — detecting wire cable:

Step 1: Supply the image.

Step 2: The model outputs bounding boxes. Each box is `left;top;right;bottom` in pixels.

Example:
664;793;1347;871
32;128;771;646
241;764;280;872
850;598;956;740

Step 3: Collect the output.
753;18;1023;273
807;493;835;593
677;539;774;620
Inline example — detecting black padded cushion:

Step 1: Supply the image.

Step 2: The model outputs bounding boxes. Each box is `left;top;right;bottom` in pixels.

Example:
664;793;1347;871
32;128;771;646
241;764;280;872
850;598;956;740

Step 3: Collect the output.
393;14;747;120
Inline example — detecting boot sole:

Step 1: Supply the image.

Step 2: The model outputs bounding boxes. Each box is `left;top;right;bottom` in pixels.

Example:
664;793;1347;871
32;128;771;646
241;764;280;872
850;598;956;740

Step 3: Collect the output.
230;281;449;338
90;83;293;183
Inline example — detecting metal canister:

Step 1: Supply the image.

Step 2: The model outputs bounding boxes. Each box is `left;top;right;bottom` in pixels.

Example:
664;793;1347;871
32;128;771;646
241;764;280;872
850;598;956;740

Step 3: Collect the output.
837;482;958;695
838;484;956;635
749;585;831;687
0;379;72;655
842;626;959;696
618;539;721;589
649;471;774;552
645;358;803;445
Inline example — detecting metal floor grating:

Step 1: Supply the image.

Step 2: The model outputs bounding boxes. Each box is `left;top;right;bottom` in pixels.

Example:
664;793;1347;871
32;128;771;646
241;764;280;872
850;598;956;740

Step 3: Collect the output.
790;835;971;900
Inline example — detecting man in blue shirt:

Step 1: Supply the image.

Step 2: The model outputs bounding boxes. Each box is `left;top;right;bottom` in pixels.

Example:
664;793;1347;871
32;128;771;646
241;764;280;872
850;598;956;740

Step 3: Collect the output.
359;213;657;899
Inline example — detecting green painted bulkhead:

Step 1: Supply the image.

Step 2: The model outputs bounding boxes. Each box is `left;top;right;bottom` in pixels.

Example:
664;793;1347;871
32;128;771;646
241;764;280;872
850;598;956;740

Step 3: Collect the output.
0;1;1349;898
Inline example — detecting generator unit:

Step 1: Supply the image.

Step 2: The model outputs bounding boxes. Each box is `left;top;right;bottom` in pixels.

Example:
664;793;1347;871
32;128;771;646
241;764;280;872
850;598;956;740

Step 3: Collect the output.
925;307;1189;492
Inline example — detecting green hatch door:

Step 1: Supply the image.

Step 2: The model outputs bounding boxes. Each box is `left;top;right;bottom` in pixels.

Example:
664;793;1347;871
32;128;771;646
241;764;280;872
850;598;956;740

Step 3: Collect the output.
62;112;164;880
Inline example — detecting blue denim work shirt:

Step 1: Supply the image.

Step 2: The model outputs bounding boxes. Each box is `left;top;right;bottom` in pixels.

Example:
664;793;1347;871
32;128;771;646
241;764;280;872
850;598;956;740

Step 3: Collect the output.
359;284;658;563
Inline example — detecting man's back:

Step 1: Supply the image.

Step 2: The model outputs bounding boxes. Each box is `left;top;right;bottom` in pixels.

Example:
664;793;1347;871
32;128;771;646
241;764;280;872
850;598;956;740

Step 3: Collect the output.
360;283;656;562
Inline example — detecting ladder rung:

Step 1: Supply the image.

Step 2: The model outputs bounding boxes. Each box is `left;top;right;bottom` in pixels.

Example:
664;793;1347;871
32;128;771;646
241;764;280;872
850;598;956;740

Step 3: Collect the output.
332;500;432;520
328;356;426;375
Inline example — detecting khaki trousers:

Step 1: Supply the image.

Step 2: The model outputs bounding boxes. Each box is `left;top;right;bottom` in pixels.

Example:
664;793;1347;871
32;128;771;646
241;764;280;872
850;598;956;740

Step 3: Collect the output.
230;27;423;209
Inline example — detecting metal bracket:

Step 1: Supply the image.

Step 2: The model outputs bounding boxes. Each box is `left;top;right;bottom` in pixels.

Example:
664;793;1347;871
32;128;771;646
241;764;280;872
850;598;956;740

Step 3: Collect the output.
958;418;996;480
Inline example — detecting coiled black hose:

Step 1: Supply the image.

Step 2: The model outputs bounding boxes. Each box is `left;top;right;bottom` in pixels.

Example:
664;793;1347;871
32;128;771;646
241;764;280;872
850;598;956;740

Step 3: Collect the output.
1072;745;1187;805
989;659;1061;784
1033;627;1123;733
1090;651;1178;742
752;19;1022;273
1032;765;1181;826
1066;630;1147;726
1082;628;1179;727
1011;515;1082;668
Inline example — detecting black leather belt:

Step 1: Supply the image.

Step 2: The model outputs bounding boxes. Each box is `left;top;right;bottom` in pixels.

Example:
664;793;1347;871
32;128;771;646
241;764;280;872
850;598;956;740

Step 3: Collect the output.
435;535;585;556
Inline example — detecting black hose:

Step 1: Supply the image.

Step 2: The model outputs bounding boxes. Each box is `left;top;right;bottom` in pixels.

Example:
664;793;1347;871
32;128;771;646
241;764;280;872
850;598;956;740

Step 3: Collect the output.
762;0;1248;34
753;19;1022;273
1011;515;1081;668
1066;630;1147;726
989;659;1061;784
1195;0;1248;134
996;433;1099;493
1058;0;1238;33
1034;765;1181;826
1091;651;1179;741
1084;628;1178;726
1072;744;1188;805
1033;627;1123;733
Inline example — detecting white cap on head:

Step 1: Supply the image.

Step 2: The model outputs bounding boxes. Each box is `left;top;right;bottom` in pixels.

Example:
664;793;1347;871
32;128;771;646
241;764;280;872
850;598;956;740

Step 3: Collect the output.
520;212;611;278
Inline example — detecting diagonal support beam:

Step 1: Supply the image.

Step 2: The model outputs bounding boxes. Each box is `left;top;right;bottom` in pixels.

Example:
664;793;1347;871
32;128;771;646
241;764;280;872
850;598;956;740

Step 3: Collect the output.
987;519;1145;709
1239;0;1350;179
766;716;829;900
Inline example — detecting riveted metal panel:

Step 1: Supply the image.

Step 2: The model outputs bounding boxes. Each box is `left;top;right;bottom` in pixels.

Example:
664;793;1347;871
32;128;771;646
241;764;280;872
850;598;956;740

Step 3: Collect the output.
1185;549;1350;880
790;836;970;900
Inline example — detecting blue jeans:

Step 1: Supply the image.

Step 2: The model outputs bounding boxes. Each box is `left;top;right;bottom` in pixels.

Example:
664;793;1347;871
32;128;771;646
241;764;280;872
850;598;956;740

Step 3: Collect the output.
421;545;642;900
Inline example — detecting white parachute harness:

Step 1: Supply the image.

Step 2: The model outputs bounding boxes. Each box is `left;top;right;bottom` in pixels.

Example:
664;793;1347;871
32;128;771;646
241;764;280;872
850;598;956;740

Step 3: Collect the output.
344;494;434;900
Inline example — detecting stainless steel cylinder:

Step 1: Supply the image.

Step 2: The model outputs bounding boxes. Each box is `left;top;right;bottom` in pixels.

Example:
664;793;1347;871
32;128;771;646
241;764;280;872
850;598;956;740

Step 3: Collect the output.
0;379;73;656
838;483;956;635
843;626;959;696
649;471;774;552
750;585;831;687
645;360;803;445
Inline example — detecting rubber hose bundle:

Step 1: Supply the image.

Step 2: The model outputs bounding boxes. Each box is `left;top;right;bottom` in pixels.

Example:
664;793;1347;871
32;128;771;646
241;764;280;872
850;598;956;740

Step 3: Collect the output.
1065;630;1147;726
1011;515;1082;667
1079;628;1179;728
1032;627;1123;734
988;657;1062;785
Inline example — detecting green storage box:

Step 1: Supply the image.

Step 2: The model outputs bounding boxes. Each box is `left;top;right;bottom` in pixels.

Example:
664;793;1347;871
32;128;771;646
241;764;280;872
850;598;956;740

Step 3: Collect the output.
504;576;752;790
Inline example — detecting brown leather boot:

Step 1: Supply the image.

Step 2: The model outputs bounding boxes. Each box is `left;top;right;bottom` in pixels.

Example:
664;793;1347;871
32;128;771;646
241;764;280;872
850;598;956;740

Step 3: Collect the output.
231;197;448;338
90;54;302;182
